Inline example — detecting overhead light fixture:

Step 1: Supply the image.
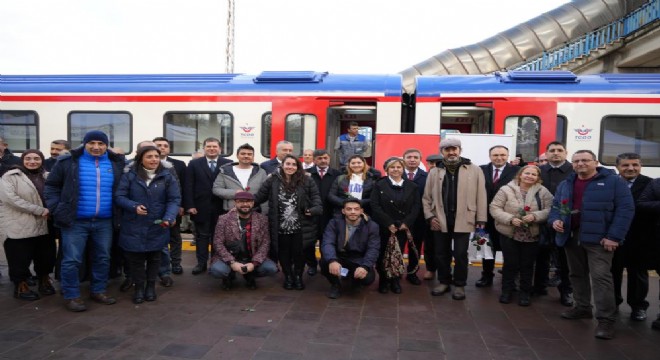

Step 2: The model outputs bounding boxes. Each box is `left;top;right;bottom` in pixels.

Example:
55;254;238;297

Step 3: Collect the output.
344;109;374;114
443;111;469;116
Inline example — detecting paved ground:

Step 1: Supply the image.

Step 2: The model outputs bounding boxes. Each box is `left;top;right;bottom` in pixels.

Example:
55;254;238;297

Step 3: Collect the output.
0;249;659;360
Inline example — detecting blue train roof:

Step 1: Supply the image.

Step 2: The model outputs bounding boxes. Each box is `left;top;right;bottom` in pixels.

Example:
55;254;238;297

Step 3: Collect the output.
0;72;403;97
415;71;660;97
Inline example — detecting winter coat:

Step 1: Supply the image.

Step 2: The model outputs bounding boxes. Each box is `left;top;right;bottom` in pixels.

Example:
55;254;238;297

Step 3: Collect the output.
211;208;271;267
327;172;378;214
636;178;660;269
548;167;634;247
370;177;420;233
212;162;268;212
254;172;323;261
321;214;381;270
0;169;49;240
422;158;488;232
489;181;553;240
44;146;125;228
0;149;21;177
114;164;181;252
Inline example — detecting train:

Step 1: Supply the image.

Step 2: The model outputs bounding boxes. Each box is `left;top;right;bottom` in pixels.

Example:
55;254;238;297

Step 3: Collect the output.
1;70;659;176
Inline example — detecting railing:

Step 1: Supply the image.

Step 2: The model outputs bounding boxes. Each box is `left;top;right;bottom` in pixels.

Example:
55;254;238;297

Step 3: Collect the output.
514;0;660;71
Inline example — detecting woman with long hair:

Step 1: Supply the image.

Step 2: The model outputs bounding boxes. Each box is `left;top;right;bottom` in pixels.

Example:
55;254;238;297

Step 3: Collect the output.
489;165;553;306
328;155;378;214
370;157;420;294
0;150;56;300
255;154;322;290
115;146;180;304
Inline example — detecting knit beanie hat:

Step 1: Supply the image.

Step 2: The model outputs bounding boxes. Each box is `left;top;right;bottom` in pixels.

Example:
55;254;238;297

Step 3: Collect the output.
83;130;109;146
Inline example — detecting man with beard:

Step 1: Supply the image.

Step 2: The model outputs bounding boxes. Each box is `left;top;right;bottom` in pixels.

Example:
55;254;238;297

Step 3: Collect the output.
44;140;71;171
210;191;277;290
423;138;487;300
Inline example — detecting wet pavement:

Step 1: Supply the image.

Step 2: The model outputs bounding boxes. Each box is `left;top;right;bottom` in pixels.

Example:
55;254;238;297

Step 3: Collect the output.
0;249;659;360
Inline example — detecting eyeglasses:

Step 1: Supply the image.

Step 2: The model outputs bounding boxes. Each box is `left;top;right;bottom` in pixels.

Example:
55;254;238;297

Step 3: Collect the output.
573;159;594;164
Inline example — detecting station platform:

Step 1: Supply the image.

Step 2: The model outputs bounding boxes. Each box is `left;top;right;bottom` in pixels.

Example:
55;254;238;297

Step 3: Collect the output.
0;249;659;360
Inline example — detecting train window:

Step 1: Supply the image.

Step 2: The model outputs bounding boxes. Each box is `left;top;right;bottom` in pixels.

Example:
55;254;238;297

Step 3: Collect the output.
69;112;131;153
600;116;660;167
0;111;39;153
504;116;539;163
285;114;317;156
556;115;567;144
164;112;233;156
261;112;272;158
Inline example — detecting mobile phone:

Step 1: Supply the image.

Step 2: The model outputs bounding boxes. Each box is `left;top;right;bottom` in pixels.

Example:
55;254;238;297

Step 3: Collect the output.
241;265;248;273
340;267;349;277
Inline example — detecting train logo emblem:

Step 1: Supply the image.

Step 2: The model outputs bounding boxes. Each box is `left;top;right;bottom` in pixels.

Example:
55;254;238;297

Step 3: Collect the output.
574;125;592;140
240;125;256;138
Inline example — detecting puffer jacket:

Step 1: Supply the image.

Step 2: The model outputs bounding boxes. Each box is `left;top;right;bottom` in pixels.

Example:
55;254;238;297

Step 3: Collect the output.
489;181;553;240
212;162;268;212
254;172;322;261
0;169;49;240
44;146;125;228
548;167;634;246
114;163;181;252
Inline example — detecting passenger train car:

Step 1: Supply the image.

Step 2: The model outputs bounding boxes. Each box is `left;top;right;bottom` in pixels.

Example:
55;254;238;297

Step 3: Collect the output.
1;71;659;176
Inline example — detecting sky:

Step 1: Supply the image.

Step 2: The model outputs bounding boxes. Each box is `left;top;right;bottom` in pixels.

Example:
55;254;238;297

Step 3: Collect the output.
1;0;569;75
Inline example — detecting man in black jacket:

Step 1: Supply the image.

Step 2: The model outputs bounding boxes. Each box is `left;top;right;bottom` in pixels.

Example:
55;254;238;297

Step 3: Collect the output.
153;137;187;275
402;149;429;284
476;145;519;288
0;136;21;176
320;198;380;299
611;153;653;321
43;140;71;171
305;149;341;275
184;137;231;275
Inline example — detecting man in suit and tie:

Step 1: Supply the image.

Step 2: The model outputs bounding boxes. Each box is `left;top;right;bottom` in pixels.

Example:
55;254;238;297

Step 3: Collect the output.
402;149;429;284
305;149;341;275
476;145;519;287
260;140;294;174
611;153;653;321
153;137;187;275
184;137;231;275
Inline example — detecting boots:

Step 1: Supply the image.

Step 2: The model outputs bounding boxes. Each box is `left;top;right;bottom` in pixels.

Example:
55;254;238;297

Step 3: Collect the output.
244;273;257;290
283;274;294;290
145;281;157;302
390;278;402;294
294;274;305;290
38;276;56;296
378;276;389;294
133;282;145;304
14;281;40;301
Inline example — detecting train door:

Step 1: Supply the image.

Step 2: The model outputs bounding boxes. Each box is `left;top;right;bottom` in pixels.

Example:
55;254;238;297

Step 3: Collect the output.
269;98;330;160
326;104;376;168
493;101;557;163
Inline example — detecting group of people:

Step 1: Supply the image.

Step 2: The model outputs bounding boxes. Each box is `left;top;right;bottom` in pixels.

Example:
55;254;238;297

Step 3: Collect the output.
1;126;659;342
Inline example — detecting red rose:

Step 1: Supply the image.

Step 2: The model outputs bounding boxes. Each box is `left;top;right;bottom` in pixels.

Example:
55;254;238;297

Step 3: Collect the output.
478;239;486;245
561;199;568;205
245;186;250;191
524;206;531;212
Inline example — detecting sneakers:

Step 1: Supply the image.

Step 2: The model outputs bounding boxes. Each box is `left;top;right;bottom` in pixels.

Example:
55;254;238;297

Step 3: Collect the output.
66;298;87;312
452;286;466;300
431;283;450;296
561;307;593;320
595;320;615;340
560;291;574;307
90;292;117;305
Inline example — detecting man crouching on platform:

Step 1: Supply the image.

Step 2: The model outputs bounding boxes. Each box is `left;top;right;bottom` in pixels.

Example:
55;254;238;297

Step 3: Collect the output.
320;198;380;299
210;191;277;290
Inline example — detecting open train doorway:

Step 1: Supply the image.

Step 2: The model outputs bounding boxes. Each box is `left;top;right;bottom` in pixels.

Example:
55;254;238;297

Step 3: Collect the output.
440;106;493;138
326;104;376;169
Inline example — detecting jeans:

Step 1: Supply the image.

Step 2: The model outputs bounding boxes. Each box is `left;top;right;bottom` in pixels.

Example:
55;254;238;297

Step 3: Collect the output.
60;218;113;299
209;259;278;279
159;246;171;277
169;215;183;266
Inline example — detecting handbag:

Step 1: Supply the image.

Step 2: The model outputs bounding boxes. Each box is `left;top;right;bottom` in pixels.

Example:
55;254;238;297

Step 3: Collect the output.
382;232;405;279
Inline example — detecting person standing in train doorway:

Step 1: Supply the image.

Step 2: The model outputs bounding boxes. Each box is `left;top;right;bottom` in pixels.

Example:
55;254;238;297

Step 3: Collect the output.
423;138;487;300
45;130;125;312
184;137;231;276
335;121;370;169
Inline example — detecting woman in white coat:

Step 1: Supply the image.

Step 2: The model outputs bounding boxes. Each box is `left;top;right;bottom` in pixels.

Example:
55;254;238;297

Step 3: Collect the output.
0;150;55;300
489;165;553;307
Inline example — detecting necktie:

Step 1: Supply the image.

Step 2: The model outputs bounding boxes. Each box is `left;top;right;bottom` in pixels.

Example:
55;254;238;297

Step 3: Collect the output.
319;168;325;179
408;172;414;180
209;160;216;172
493;168;500;184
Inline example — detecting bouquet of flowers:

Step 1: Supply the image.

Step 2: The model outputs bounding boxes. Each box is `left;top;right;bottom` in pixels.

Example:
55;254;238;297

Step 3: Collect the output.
471;230;493;260
518;205;531;227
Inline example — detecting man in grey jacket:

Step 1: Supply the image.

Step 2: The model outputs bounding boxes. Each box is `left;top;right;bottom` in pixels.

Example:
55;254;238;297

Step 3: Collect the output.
213;143;268;212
